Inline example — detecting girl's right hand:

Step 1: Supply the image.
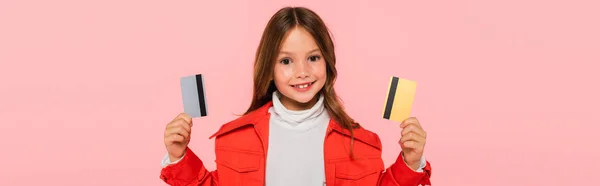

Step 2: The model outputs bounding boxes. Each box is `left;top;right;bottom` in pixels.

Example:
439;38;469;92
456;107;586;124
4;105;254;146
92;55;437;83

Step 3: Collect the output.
164;113;193;162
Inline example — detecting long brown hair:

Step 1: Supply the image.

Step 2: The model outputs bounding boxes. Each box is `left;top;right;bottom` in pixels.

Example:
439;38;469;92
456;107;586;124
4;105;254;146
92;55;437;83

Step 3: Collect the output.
244;6;360;157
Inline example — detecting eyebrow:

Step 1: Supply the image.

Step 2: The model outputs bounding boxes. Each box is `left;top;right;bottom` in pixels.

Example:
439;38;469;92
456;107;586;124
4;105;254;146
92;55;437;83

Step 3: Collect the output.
279;48;321;55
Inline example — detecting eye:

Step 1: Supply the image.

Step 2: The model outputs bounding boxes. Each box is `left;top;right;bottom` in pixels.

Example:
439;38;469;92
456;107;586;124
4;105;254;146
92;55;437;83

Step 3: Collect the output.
279;58;292;65
308;55;321;62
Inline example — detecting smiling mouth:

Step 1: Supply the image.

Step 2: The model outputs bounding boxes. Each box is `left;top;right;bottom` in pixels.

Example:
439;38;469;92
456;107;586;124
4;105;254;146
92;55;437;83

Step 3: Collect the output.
291;81;316;89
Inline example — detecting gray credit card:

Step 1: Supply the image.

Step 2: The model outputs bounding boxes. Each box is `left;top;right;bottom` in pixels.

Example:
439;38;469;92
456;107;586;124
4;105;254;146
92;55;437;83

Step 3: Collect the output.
180;74;208;118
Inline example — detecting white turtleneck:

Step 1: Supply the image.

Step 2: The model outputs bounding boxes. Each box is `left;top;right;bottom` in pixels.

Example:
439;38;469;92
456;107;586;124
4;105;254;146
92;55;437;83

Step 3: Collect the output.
265;91;330;186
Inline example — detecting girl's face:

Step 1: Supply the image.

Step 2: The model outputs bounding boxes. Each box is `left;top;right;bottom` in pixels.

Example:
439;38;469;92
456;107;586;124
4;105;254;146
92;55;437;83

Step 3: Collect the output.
273;27;327;111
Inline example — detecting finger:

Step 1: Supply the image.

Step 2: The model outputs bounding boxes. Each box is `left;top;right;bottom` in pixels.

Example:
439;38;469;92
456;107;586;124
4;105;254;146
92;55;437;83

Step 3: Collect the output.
399;134;425;150
399;132;426;145
400;117;426;138
401;140;424;153
174;113;193;127
401;125;426;138
167;119;191;134
165;124;190;141
400;117;421;129
165;126;190;140
165;127;189;141
177;118;192;133
166;134;186;144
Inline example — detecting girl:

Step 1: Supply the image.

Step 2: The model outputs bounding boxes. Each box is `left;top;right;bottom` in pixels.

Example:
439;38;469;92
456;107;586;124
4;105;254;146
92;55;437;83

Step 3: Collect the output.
160;6;432;186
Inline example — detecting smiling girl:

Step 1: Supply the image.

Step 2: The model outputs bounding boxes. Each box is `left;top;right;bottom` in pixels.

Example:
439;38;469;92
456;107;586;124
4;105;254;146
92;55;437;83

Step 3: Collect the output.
160;6;432;186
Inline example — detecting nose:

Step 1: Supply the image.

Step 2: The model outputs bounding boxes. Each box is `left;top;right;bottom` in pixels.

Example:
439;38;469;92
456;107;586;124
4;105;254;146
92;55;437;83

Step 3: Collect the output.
295;61;310;79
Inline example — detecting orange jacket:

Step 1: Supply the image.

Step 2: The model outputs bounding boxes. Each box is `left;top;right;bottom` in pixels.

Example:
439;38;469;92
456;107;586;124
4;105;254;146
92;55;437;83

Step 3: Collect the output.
160;101;432;185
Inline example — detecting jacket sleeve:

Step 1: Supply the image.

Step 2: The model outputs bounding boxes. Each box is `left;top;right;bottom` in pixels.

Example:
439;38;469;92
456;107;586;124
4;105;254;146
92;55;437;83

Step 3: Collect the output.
378;151;432;186
160;147;218;186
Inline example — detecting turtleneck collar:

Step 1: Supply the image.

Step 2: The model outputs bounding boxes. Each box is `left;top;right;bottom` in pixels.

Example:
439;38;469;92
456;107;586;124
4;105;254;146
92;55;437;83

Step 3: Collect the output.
270;91;327;128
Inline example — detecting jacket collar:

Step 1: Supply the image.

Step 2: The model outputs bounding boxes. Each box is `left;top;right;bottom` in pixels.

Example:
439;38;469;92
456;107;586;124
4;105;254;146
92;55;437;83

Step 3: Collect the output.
209;101;381;150
209;101;272;139
326;118;382;150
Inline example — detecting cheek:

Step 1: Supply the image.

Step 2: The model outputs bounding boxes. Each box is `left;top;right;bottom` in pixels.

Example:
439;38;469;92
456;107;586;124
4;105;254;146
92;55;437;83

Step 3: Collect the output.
311;61;327;79
273;64;293;85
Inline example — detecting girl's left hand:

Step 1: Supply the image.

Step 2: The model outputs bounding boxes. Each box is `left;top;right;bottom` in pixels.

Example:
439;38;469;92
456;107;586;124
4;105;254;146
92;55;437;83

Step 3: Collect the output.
399;117;427;171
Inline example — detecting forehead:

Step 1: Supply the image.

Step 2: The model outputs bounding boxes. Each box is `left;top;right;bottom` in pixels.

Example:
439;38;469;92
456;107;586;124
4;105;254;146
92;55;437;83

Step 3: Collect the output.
279;27;319;53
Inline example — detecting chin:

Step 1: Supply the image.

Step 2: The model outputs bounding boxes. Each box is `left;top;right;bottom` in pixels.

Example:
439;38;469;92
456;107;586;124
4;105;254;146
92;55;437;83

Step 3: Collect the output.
292;93;319;104
293;97;314;104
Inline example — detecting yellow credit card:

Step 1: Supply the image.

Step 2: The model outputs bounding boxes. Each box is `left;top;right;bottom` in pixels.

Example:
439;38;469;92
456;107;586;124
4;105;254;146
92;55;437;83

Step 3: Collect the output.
382;76;417;123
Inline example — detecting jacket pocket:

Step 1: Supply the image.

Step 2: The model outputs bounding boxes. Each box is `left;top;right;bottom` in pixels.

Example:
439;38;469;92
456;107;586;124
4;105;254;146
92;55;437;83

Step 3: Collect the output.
333;159;382;186
216;155;260;173
215;148;262;185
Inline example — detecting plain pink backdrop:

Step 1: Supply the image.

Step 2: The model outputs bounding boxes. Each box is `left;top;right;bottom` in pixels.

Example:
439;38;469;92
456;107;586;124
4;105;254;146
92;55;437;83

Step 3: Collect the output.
1;0;599;185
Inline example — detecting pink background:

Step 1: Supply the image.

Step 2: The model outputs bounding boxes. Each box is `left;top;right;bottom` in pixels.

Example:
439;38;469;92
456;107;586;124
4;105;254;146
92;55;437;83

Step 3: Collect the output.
1;0;599;185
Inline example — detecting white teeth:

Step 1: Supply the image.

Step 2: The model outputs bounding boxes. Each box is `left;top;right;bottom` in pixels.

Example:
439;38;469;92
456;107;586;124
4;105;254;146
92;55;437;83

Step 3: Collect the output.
294;82;313;89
